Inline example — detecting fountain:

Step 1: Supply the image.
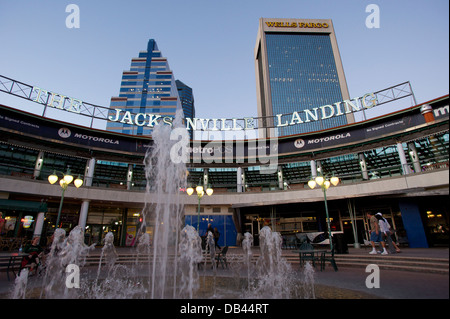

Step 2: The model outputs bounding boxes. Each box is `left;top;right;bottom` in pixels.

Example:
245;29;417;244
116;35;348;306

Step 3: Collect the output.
8;109;320;300
245;226;293;298
178;225;203;298
242;232;254;287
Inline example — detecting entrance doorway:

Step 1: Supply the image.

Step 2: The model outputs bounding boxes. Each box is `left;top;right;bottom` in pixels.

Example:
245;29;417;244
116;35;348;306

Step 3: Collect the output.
342;218;366;246
244;215;260;246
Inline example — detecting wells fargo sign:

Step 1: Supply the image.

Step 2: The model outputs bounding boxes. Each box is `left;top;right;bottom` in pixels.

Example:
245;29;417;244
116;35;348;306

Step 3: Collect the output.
265;21;329;29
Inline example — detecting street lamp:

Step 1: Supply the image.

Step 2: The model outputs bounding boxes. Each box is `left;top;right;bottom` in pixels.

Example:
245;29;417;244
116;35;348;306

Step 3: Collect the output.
308;171;339;252
48;168;83;228
186;181;213;232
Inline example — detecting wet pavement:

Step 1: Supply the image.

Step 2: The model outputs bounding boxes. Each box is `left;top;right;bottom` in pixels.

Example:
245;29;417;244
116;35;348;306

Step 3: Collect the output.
1;247;448;299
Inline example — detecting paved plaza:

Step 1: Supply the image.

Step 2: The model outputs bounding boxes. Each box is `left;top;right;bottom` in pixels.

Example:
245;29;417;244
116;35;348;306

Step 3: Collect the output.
1;247;448;299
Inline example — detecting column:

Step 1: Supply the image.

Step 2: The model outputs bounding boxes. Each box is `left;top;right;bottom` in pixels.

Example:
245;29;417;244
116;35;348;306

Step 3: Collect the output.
277;166;284;190
78;200;90;230
316;160;323;175
84;157;96;186
396;142;411;175
237;167;243;193
203;168;209;188
310;160;317;178
78;158;95;230
359;153;369;180
407;142;422;173
398;199;428;248
33;212;45;239
33;151;45;179
126;164;133;190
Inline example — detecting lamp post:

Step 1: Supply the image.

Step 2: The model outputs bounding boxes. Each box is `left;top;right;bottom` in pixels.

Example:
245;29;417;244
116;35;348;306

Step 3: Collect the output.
308;171;339;252
48;168;83;228
186;181;213;232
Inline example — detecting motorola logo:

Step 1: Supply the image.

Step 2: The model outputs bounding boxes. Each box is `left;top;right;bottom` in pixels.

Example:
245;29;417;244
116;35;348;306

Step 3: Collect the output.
294;138;305;149
58;128;71;138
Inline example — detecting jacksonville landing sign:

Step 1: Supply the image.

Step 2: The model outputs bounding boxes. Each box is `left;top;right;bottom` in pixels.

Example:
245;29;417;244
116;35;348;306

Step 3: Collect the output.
31;85;377;131
108;93;378;131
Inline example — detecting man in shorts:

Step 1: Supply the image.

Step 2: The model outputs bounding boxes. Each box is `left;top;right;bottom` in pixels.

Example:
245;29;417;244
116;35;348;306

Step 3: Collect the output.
367;212;388;255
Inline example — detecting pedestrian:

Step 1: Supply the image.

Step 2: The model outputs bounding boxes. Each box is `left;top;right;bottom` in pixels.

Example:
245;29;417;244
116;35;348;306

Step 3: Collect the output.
206;223;214;236
20;236;44;275
213;227;221;250
0;212;5;236
367;212;388;255
376;213;401;253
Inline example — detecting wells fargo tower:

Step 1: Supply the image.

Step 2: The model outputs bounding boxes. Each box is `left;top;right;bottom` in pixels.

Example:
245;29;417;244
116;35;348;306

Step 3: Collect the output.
255;18;353;137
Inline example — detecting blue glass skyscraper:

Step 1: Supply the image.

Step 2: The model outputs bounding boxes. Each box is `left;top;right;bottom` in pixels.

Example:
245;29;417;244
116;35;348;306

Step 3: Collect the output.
255;19;354;137
176;80;195;139
107;39;192;136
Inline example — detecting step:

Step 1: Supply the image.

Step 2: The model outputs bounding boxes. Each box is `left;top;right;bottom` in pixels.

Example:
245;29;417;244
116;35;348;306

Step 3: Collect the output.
80;251;449;274
333;261;449;274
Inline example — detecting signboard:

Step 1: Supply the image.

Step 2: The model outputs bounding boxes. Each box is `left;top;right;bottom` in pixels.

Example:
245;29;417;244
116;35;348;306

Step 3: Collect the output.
0;96;448;164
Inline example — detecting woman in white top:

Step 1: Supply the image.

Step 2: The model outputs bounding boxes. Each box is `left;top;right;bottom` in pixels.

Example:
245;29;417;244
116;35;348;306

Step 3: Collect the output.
376;213;401;253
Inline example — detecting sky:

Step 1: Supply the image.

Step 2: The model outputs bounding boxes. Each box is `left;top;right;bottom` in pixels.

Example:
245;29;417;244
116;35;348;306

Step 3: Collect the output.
0;0;448;132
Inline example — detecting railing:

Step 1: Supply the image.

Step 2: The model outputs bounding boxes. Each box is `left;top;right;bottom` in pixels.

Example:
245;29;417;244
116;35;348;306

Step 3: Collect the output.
0;161;449;194
0;237;31;252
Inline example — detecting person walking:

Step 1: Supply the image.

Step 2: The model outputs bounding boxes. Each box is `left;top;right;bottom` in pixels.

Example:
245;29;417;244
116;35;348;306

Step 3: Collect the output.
367;212;388;255
213;227;221;250
376;213;401;253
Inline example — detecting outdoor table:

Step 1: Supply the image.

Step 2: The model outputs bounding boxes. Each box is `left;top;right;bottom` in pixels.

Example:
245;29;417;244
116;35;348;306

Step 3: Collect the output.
293;249;326;268
0;252;27;281
293;249;337;271
319;250;338;272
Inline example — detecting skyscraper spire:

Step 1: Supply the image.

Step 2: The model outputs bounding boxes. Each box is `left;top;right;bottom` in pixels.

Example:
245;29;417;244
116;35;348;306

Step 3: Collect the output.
107;39;192;136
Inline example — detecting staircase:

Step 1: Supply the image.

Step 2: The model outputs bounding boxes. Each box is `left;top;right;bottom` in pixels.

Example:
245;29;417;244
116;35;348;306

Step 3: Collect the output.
282;250;449;274
81;247;449;275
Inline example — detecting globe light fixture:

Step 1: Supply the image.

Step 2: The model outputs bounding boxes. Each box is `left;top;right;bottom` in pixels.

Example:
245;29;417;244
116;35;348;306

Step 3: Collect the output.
330;176;340;186
315;175;324;186
308;172;340;253
196;185;204;195
48;172;58;185
63;172;74;185
48;167;83;228
186;187;194;196
187;180;213;232
307;179;316;190
74;175;84;188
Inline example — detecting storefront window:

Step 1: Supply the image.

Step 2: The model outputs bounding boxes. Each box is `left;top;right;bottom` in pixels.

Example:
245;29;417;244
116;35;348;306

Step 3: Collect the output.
424;209;449;246
125;209;144;246
85;206;125;246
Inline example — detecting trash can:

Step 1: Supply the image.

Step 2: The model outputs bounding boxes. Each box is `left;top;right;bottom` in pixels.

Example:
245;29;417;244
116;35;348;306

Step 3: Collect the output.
333;233;348;254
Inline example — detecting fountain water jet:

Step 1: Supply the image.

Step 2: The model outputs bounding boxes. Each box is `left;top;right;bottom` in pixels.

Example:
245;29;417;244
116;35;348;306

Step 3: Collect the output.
246;226;293;299
141;108;188;298
242;232;254;287
178;225;203;298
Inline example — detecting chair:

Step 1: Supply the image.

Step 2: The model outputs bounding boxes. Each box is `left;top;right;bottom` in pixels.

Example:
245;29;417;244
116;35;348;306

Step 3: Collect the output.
215;246;228;269
298;242;316;267
320;247;338;272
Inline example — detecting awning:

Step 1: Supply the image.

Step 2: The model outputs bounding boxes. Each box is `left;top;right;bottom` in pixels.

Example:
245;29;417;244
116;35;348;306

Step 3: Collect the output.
0;199;47;212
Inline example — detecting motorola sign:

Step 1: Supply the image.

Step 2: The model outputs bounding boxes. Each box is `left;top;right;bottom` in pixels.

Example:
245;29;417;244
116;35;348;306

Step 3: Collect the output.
58;127;71;138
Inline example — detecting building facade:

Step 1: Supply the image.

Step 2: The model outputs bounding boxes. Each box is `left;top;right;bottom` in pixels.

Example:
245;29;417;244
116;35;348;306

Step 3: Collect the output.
106;39;185;136
0;95;448;249
255;18;353;137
